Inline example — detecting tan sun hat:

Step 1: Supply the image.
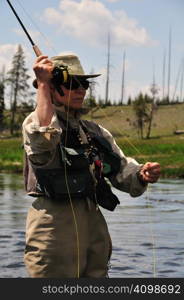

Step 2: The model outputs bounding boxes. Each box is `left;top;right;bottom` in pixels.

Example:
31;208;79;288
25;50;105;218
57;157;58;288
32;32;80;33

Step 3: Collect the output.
33;53;101;88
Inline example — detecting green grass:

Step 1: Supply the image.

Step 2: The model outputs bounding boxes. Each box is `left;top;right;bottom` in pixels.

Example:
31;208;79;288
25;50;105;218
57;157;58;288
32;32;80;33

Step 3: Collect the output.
0;138;23;172
116;137;184;178
0;135;184;178
117;136;184;154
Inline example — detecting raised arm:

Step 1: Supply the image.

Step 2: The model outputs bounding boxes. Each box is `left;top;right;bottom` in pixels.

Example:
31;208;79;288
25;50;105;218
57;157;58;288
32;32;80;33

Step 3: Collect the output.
33;55;54;126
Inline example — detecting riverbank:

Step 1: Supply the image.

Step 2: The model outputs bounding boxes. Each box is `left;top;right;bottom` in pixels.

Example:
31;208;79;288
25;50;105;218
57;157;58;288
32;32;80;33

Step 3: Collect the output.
0;135;184;178
1;103;184;177
0;137;23;173
116;136;184;178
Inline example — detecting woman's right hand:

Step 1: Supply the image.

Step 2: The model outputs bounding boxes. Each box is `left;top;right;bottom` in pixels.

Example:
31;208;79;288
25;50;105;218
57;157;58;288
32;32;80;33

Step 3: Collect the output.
34;56;55;126
33;55;54;86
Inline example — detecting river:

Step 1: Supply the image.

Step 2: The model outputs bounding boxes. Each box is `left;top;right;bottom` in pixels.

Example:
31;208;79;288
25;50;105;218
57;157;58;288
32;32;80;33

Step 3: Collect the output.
0;173;184;278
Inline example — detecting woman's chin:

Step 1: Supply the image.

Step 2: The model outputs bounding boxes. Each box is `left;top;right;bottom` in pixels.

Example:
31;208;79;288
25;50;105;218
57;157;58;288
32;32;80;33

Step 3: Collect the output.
69;102;83;109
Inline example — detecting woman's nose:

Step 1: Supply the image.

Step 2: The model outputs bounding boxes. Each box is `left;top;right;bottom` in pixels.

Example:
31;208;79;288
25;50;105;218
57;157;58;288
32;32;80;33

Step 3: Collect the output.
76;86;86;93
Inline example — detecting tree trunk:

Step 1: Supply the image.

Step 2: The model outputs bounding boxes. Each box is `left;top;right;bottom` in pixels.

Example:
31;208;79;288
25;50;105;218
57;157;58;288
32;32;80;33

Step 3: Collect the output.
10;80;18;135
146;103;154;139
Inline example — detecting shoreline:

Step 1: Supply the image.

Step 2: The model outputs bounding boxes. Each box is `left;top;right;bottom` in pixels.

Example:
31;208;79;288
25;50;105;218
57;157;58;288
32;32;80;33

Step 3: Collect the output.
0;166;183;179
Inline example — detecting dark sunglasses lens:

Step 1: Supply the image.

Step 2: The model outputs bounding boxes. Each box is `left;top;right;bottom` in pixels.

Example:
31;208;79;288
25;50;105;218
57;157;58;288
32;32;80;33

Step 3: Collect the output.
63;78;89;90
81;80;89;89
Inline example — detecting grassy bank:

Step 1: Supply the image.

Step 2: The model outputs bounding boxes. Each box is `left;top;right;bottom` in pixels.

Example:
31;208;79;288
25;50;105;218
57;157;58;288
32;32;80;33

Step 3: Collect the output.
116;136;184;178
0;135;184;178
1;103;184;177
0;137;23;173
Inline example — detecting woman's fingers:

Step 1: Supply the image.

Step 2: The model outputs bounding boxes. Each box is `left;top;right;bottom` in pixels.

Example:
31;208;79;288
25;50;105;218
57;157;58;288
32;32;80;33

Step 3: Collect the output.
33;55;54;83
36;55;48;63
140;162;161;183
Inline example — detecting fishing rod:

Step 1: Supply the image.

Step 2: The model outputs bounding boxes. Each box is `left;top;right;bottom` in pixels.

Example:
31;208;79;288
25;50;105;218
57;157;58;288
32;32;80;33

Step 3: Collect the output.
6;0;42;56
6;0;68;94
6;0;81;278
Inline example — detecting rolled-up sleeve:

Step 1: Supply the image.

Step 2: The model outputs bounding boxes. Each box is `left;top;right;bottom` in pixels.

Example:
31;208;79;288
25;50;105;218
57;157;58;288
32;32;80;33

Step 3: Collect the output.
22;111;62;165
99;125;147;197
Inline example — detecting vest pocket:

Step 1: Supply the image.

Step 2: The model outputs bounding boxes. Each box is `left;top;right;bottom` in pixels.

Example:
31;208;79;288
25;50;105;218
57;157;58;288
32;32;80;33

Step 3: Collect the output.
60;146;90;169
35;168;95;200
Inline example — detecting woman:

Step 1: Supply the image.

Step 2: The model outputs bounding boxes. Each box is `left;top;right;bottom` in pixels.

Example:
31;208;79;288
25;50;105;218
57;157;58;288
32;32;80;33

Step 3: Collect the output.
22;53;160;278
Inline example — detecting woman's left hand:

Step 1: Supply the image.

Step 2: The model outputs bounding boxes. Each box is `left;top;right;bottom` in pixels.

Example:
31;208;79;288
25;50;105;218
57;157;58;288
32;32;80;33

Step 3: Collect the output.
139;162;161;183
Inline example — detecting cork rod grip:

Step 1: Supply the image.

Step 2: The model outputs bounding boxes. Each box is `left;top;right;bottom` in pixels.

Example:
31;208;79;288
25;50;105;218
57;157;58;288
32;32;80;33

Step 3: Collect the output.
33;45;43;57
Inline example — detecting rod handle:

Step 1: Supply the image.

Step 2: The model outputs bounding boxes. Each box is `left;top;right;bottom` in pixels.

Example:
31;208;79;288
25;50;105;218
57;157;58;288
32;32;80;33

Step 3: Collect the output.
33;45;43;57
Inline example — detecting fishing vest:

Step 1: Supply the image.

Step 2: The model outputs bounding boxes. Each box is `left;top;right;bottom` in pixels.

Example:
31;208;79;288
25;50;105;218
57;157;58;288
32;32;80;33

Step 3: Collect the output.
24;119;121;210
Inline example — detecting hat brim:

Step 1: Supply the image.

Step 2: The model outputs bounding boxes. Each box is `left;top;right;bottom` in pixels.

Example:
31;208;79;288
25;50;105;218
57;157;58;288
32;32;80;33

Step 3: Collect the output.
71;74;101;78
33;74;101;89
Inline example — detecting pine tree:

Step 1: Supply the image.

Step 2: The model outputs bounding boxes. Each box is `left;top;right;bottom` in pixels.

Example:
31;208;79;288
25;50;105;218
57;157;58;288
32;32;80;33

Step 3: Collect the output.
6;44;31;135
0;67;5;132
127;96;132;106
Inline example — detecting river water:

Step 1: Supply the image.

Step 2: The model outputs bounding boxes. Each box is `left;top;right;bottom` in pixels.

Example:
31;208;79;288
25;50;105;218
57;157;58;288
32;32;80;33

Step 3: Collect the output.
0;173;184;278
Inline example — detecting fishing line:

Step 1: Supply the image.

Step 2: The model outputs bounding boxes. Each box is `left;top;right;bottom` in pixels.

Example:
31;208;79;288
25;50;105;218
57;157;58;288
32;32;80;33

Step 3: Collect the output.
15;0;57;55
90;105;142;154
94;105;158;277
145;187;157;277
63;80;80;278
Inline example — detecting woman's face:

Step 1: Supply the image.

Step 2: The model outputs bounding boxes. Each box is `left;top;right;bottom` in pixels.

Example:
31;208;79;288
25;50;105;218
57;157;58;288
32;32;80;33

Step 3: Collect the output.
52;85;86;110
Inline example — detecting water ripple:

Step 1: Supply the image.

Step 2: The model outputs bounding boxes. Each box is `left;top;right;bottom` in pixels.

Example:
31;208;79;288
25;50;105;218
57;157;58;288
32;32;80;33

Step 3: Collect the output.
1;174;184;278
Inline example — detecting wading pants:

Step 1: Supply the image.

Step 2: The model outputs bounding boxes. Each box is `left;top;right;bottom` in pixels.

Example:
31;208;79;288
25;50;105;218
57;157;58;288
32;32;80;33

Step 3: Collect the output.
24;197;112;278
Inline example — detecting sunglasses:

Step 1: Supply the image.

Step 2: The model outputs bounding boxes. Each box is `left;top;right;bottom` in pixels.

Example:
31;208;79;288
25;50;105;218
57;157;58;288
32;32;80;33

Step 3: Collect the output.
62;77;90;90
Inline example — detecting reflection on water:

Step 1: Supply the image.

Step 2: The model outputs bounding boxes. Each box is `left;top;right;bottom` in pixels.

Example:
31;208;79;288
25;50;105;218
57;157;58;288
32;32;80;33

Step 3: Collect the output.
0;173;31;278
0;173;184;278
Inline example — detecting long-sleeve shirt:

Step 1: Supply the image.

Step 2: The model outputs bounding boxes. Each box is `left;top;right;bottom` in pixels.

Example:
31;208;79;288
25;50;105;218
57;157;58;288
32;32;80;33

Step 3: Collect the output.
22;110;147;197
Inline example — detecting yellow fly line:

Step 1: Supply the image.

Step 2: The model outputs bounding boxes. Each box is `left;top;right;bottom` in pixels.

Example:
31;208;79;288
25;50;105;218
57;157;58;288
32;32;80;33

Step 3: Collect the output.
95;105;157;278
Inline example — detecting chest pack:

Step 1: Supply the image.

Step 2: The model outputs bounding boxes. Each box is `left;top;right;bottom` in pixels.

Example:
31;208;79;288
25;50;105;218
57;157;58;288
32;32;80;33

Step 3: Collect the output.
24;119;121;210
34;145;95;201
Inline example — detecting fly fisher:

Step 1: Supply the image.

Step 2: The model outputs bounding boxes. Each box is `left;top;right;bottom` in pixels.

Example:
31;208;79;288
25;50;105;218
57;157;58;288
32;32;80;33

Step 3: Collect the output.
22;53;160;277
5;0;161;278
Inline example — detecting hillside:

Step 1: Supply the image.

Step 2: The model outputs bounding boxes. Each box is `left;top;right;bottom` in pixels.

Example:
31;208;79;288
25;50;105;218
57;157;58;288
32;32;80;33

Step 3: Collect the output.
84;103;184;138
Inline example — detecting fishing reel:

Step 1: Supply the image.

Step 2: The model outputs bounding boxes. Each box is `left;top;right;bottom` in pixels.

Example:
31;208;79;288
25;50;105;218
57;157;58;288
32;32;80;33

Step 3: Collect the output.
32;65;69;97
51;65;69;96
